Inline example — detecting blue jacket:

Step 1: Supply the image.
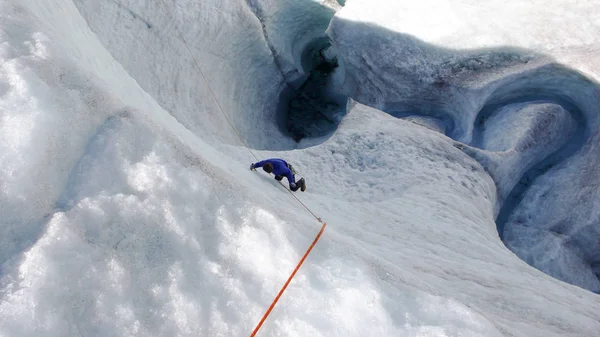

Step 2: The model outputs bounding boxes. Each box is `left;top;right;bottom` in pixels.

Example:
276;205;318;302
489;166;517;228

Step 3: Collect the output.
252;158;295;184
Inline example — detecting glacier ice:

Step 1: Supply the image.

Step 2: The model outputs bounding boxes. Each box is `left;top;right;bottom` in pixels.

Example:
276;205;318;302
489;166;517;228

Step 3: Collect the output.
1;0;599;337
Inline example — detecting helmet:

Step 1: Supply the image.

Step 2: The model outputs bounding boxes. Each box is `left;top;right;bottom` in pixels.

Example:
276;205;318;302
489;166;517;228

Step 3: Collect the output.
263;162;273;173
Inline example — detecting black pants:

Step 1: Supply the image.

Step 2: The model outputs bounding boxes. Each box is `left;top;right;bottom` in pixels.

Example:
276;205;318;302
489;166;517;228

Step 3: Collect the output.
275;175;301;191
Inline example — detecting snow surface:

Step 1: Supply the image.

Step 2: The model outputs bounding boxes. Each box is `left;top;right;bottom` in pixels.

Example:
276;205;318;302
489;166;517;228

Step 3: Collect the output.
1;1;599;337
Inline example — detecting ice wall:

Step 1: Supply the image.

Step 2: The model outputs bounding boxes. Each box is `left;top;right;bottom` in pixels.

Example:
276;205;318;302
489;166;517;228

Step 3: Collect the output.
73;0;294;149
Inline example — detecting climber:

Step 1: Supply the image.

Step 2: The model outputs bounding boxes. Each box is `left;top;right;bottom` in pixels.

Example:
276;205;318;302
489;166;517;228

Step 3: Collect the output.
250;158;306;192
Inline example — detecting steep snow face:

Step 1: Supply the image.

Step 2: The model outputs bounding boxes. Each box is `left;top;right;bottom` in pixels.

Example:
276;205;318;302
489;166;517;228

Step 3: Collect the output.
328;0;600;293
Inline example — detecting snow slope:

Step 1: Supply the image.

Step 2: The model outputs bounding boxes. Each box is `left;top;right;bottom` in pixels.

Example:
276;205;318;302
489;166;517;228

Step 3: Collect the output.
0;1;599;337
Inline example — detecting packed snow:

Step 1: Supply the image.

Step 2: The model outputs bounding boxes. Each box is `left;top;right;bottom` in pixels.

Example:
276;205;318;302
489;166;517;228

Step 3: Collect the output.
1;1;599;337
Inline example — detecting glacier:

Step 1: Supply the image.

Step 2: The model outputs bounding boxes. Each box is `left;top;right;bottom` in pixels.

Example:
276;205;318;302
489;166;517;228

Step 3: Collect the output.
0;0;599;337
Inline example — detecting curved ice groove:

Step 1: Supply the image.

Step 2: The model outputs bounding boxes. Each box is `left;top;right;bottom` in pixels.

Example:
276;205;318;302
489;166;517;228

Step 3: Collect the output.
477;66;600;292
388;63;599;291
474;90;587;238
467;67;596;225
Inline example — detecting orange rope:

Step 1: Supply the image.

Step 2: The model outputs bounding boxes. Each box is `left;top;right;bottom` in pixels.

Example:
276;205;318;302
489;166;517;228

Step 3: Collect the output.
250;221;327;337
155;5;328;335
